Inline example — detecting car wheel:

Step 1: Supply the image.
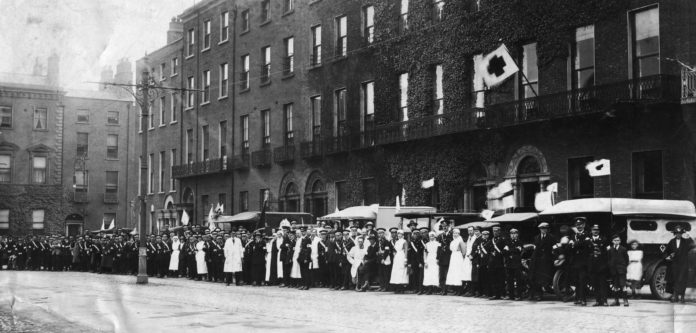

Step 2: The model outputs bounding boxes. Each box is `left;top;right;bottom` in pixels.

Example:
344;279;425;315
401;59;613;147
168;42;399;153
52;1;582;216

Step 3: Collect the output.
553;269;570;300
650;265;671;300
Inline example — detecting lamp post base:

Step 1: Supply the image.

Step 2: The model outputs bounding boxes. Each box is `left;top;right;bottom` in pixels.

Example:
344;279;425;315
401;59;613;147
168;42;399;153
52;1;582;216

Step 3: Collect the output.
136;247;148;284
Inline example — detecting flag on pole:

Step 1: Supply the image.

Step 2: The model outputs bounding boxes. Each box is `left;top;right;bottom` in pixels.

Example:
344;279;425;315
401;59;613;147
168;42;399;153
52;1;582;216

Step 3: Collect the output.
100;220;105;231
108;219;115;230
421;178;435;189
481;209;495;221
181;210;190;226
401;187;407;206
498;180;516;209
534;191;554;212
207;205;215;230
478;44;519;88
546;182;559;193
395;195;401;212
586;159;611;177
130;226;137;235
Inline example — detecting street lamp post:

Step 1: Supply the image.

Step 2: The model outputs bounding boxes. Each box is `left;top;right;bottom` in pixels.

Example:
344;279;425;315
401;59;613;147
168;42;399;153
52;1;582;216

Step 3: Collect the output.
136;69;151;285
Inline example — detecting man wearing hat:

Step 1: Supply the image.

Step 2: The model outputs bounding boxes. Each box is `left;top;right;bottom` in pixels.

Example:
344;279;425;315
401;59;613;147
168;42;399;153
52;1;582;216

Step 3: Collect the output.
528;222;556;301
358;234;379;291
569;217;592;306
364;221;378;240
298;226;313;290
436;220;453;295
486;226;506;300
326;230;343;289
476;230;491;297
408;229;426;294
311;229;329;287
665;225;694;303
249;232;267;286
503;228;523;300
376;228;393;291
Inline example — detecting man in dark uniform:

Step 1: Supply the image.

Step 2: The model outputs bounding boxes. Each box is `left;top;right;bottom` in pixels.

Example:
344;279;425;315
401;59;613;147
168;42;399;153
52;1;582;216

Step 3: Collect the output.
358;234;379;292
437;220;453;295
249;233;267;286
281;231;295;287
588;223;608;306
364;222;378;240
665;226;694;303
486;226;506;300
408;229;426;294
503;228;523;300
112;235;125;274
185;235;198;279
27;236;41;270
315;230;329;287
340;230;354;290
146;235;157;276
242;232;253;284
160;235;173;278
569;217;591;306
528;222;556;301
298;226;313;290
327;230;342;289
376;228;392;292
209;235;224;282
477;230;491;297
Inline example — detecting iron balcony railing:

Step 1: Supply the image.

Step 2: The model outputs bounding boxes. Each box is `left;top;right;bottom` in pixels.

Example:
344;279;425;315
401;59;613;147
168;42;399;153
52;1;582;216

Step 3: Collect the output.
251;149;272;168
273;145;295;164
172;157;230;178
300;140;323;159
71;191;90;203
377;74;680;145
682;69;696;104
103;192;119;204
232;154;250;171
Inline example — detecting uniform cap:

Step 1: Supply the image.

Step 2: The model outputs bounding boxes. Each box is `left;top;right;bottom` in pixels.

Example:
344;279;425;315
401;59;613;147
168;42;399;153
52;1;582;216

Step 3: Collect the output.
376;228;386;232
389;227;398;232
538;222;550;229
365;221;374;226
591;224;600;230
482;230;490;235
509;228;519;234
574;217;587;226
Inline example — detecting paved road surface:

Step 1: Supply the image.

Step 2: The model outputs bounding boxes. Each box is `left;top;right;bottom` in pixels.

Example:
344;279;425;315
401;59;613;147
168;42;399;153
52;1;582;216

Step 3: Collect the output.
1;271;695;333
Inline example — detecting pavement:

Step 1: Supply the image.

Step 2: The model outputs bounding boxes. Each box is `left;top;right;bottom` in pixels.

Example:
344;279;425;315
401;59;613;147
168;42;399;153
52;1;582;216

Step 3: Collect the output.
1;271;695;333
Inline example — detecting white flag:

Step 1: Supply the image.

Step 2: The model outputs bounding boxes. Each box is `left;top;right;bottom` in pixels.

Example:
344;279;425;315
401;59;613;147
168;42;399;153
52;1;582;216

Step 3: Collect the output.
100;220;105;231
219;204;224;214
401;187;407;206
479;44;519;88
535;191;553;212
481;209;495;221
181;210;190;226
498;180;515;209
586;159;611;177
395;195;401;212
546;182;559;193
108;219;115;230
421;178;435;189
208;205;215;224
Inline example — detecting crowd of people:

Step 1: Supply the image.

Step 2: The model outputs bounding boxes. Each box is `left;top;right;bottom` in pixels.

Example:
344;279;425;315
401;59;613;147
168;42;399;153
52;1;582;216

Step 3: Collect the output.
0;217;693;305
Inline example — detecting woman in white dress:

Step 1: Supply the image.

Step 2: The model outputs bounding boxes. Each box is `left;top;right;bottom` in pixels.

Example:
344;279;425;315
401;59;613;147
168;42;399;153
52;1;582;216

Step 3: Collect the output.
389;230;409;293
195;237;208;280
422;232;440;294
290;230;303;282
168;236;182;276
626;240;644;298
223;235;243;286
445;228;467;295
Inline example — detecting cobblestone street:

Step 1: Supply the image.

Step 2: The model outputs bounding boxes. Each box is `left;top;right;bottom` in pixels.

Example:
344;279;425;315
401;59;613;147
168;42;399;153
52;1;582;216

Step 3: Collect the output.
1;271;695;333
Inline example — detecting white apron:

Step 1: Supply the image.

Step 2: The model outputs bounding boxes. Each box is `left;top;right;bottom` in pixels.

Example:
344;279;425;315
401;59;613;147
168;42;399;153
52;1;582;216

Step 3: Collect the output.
311;237;320;269
223;238;243;273
423;241;440;286
463;235;477;281
348;245;366;279
265;242;272;282
168;241;181;271
291;238;302;279
446;238;466;286
195;241;208;274
389;239;409;285
626;250;643;281
276;238;284;278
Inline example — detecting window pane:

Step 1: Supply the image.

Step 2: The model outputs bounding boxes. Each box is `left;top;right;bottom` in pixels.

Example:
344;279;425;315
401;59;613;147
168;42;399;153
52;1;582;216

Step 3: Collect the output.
523;43;538;82
365;82;374;115
639;57;660;77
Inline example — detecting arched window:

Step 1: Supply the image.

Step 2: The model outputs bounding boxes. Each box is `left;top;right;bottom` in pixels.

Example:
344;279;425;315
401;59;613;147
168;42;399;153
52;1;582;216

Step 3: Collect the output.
517;156;542;208
282;183;300;212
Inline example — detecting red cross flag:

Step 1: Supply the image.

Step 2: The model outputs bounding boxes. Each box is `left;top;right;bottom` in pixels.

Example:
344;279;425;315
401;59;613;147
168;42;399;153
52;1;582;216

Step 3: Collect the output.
478;44;519;88
586;159;611;177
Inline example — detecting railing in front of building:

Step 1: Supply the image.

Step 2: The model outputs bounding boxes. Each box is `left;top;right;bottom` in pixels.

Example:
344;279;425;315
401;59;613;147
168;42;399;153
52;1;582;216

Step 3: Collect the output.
71;191;90;203
300;140;323;159
273;145;295;164
103;192;119;204
324;135;352;155
171;156;230;178
377;75;680;145
251;149;272;168
232;153;250;171
682;69;696;104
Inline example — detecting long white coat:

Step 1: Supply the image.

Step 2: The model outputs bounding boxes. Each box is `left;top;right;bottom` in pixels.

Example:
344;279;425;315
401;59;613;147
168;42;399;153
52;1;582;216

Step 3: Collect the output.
195;241;208;274
291;238;302;278
390;238;409;285
223;237;243;273
168;241;182;271
423;240;440;286
311;237;320;269
348;245;367;279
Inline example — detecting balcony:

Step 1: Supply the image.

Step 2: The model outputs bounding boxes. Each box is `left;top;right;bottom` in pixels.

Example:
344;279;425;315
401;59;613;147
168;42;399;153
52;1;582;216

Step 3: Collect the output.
172;157;230;179
300;140;323;160
682;69;696;104
103;192;119;204
377;75;680;145
251;149;272;168
232;154;250;171
273;145;295;164
324;136;352;155
71;191;90;203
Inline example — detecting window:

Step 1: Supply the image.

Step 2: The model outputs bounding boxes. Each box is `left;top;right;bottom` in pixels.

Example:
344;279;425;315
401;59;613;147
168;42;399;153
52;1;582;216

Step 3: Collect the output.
361;81;374;140
32;156;47;184
521;43;538;98
171;57;178;76
629;220;657;231
187;28;195;57
573;25;595;89
202;125;210;160
399;73;409;121
0;106;11;128
311;25;322;66
219;63;228;98
363;6;374;44
170;149;176;191
32;210;44;230
160;63;166;80
106;134;118;159
335;181;349;210
240;191;249;212
568;157;594;199
187;76;195;108
34;108;47;130
0;155;11;183
241;115;250;154
311;96;321;140
77;110;89;123
336;16;347;57
149;103;155;129
201;70;210;103
261;0;271;22
159;96;166;125
220;11;229;42
219;121;228;157
261;109;270;146
261;46;271;84
0;209;8;230
241;9;250;32
159;151;165;192
107;111;119;125
666;222;692;233
399;0;409;33
362;178;377;205
631;7;660;78
219;193;227;211
284;0;294;13
471;54;486;109
433;0;444;23
105;171;118;194
335;89;347;136
240;54;250;89
74;170;88;192
170;94;177;122
633;150;663;199
203;20;211;50
433;65;444;115
186;129;193;163
148;154;153;194
283;103;293;145
77;133;88;157
283;37;294;75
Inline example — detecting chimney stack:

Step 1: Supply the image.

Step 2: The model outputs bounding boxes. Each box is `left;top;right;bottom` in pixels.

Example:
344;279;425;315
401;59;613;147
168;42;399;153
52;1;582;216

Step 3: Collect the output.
167;16;183;44
47;53;60;87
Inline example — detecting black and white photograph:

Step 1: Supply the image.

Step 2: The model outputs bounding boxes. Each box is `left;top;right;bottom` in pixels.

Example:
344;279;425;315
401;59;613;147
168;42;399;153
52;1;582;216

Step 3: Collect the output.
1;0;696;332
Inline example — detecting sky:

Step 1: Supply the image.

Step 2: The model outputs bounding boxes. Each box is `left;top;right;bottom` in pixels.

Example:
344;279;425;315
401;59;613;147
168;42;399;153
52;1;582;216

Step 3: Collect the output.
0;0;194;90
